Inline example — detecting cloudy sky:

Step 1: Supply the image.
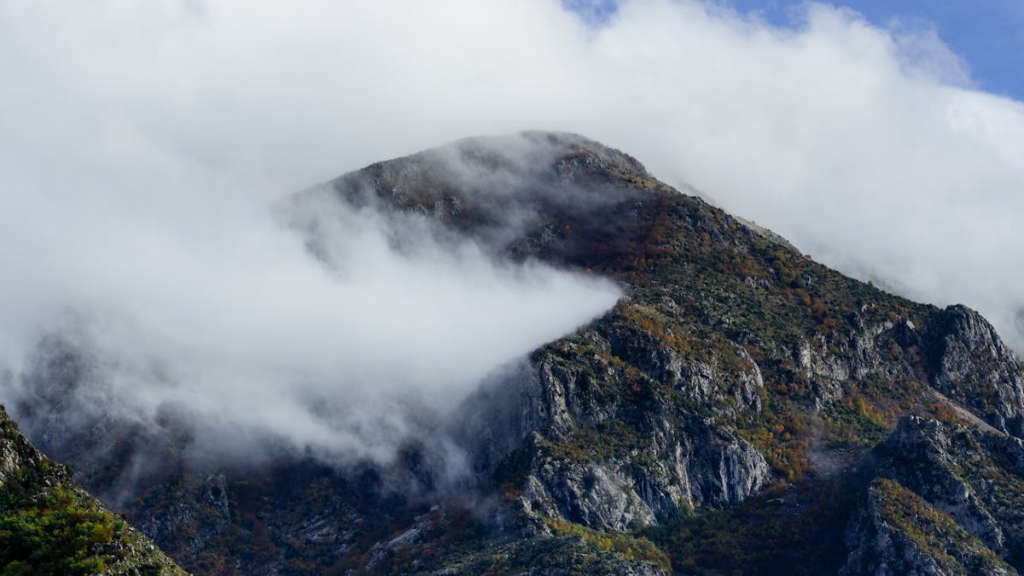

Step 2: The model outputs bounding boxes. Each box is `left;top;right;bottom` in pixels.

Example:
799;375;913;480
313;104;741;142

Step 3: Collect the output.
569;1;1024;100
720;0;1024;100
1;0;1022;460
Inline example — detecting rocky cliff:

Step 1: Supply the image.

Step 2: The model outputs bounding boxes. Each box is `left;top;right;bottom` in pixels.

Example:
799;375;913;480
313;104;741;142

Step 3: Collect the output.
841;477;1013;576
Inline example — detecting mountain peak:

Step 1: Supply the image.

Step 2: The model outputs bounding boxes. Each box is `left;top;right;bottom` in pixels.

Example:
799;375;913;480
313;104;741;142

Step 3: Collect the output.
325;131;652;213
385;130;649;182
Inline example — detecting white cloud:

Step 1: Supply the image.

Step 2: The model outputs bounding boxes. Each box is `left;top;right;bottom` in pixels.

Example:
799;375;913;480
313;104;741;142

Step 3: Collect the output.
1;0;1023;462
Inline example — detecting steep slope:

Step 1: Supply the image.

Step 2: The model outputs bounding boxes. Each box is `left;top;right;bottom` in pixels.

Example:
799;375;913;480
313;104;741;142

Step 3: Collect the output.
7;132;1024;575
0;406;187;576
864;415;1024;568
841;477;1013;576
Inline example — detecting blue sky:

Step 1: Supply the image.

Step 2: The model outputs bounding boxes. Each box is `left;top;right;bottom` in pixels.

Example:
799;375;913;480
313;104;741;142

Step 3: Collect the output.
565;0;1024;101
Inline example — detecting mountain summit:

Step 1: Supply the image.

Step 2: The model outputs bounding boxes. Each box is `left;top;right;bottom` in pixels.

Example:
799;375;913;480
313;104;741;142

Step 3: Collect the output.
5;132;1024;575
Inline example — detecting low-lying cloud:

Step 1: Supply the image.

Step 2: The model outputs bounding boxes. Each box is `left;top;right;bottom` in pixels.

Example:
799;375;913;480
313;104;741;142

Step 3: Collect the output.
1;0;1023;464
0;164;621;465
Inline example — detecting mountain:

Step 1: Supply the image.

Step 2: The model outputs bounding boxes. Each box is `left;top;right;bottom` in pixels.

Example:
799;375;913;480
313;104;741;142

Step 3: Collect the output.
5;131;1024;575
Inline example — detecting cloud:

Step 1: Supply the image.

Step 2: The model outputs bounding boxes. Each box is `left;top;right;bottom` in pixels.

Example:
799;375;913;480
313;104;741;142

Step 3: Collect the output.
0;149;622;466
1;0;1023;464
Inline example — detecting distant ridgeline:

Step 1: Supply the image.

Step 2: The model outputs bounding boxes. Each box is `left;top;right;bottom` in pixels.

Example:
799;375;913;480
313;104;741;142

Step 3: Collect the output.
5;132;1024;575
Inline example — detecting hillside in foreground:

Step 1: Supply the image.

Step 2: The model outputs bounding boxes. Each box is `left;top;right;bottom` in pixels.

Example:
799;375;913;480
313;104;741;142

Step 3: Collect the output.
0;406;188;576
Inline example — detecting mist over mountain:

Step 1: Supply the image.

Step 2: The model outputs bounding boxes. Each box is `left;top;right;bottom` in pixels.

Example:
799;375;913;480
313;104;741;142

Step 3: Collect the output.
1;135;623;469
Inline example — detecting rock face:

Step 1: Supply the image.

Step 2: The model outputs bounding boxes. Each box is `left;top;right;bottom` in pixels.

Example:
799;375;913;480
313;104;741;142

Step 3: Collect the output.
925;306;1024;437
6;132;1024;574
0;405;187;576
841;477;1013;576
460;317;770;534
867;416;1024;569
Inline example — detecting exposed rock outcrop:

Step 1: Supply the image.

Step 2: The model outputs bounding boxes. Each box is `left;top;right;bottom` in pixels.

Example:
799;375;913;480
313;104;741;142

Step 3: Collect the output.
925;306;1024;437
841;477;1013;576
459;314;770;533
866;415;1024;569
